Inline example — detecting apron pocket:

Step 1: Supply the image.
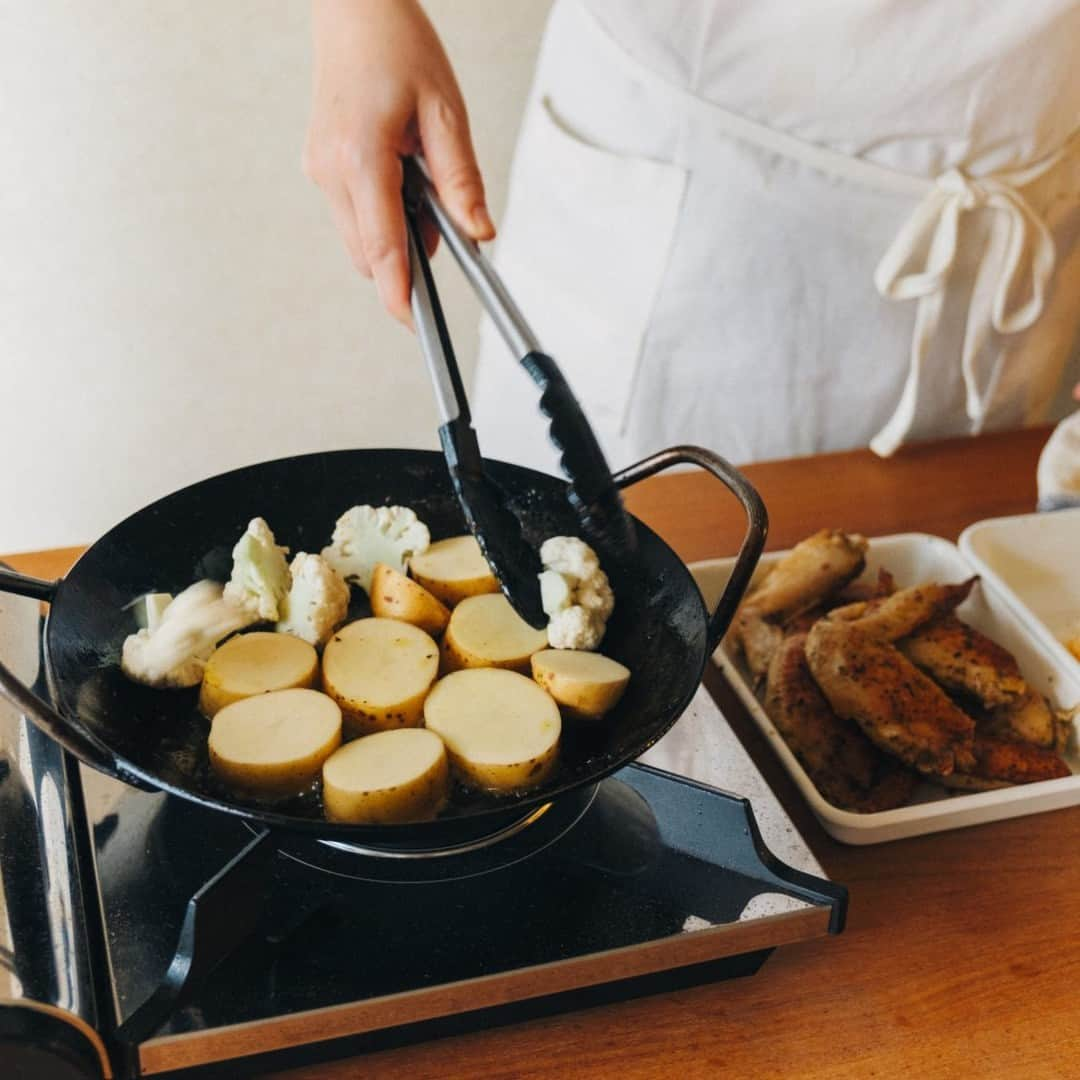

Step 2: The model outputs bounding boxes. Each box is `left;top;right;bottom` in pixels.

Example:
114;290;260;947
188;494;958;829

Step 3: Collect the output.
489;94;686;433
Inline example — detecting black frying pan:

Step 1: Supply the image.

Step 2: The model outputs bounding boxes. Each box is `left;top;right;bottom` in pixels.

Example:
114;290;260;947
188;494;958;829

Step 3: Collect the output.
0;445;764;847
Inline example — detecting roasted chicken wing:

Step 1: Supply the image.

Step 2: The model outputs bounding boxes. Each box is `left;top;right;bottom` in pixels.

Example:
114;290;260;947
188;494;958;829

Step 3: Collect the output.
805;582;978;776
977;686;1057;748
765;634;918;811
732;528;868;680
934;734;1071;791
900;615;1026;708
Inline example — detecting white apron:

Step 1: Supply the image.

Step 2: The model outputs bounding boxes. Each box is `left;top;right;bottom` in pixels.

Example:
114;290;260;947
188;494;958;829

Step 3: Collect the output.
471;0;1080;474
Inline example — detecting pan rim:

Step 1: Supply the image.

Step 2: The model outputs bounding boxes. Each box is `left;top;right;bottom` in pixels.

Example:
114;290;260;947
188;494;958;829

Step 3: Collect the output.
43;447;710;840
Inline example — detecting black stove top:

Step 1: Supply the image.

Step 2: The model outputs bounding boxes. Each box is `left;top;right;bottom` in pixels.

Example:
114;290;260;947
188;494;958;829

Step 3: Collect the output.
0;591;846;1079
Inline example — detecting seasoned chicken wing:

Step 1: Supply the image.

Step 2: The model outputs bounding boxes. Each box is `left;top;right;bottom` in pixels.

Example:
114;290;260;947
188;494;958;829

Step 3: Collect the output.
765;634;918;812
742;528;868;619
731;528;868;680
900;614;1026;709
934;735;1071;791
805;582;978;776
977;686;1057;749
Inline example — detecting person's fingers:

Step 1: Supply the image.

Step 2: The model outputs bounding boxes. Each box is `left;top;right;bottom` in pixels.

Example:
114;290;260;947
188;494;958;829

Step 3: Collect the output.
419;210;440;258
1073;381;1080;402
324;183;371;277
419;91;494;241
345;145;412;322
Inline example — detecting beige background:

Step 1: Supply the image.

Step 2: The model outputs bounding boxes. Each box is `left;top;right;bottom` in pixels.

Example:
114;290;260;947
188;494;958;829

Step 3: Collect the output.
0;1;553;553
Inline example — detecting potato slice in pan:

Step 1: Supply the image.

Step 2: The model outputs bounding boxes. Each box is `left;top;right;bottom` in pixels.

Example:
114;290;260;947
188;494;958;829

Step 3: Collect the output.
408;535;499;607
321;618;439;736
199;631;318;718
441;593;548;675
322;728;449;824
530;649;630;719
369;562;451;637
424;668;561;793
208;688;341;799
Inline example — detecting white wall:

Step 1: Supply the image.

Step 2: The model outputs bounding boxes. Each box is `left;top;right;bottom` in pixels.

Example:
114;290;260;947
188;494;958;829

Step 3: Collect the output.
0;1;552;553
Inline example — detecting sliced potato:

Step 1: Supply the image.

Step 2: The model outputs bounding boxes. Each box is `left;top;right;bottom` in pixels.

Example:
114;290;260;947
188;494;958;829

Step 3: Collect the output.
441;593;549;675
199;631;319;718
408;535;499;607
208;688;341;798
369;562;450;637
321;618;439;736
423;668;561;793
322;728;449;824
531;649;631;719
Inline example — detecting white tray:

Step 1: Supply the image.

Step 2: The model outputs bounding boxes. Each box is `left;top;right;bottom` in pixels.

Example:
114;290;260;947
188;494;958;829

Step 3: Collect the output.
690;533;1080;845
959;507;1080;676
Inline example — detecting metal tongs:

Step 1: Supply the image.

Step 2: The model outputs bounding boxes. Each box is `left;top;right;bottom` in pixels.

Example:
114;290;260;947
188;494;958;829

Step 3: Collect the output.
402;157;637;629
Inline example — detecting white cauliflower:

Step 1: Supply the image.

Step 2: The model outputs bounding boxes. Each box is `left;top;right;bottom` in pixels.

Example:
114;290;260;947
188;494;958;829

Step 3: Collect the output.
121;580;256;688
276;552;350;647
128;592;173;633
321;505;430;593
223;517;291;621
539;536;615;651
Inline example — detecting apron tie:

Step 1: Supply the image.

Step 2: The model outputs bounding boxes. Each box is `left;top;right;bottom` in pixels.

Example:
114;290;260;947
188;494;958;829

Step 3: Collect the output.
871;162;1060;456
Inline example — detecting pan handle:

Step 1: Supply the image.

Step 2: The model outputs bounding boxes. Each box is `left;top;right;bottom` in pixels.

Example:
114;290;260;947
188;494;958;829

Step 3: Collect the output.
0;568;59;602
0;657;147;787
614;446;767;654
0;565;152;787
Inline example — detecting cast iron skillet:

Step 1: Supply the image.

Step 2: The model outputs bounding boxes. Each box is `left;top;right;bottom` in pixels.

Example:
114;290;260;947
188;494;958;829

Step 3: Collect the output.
0;445;765;848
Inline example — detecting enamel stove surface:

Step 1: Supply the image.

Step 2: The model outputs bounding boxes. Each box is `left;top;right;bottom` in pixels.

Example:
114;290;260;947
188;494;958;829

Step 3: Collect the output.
1;589;845;1079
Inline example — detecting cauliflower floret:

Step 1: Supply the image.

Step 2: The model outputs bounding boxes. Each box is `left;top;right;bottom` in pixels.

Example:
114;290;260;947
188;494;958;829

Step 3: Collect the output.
127;592;173;633
121;580;256;688
321;505;430;593
223;517;290;621
546;605;607;652
276;552;350;647
538;536;615;651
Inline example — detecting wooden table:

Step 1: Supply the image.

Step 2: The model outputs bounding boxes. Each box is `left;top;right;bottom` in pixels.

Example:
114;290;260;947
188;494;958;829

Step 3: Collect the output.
6;426;1076;1079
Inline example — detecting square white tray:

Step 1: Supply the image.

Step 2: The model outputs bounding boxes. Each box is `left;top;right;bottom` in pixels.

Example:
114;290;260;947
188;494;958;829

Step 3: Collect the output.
959;507;1080;676
690;533;1080;845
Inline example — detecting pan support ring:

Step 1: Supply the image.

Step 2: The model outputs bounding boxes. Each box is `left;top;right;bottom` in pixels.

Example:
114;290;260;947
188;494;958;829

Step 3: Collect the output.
263;783;599;883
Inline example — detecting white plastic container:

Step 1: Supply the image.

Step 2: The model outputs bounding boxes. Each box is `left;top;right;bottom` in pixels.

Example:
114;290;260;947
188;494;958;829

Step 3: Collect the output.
690;533;1080;845
960;507;1080;675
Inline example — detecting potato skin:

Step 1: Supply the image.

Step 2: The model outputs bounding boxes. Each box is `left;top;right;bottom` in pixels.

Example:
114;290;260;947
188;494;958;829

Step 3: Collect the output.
327;683;431;738
411;570;499;609
530;649;630;720
443;742;559;793
322;731;450;824
439;629;535;676
209;738;338;800
370;562;450;637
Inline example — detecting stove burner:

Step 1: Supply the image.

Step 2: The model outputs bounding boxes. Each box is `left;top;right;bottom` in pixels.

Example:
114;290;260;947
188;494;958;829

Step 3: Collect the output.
269;783;599;883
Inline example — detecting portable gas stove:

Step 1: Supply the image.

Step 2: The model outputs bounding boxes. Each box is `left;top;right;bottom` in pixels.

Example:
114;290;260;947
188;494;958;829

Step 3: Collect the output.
1;587;845;1079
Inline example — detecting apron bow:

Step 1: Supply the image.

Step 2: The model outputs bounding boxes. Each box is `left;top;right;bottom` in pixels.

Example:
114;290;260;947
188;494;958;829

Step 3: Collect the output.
874;166;1056;334
870;158;1062;457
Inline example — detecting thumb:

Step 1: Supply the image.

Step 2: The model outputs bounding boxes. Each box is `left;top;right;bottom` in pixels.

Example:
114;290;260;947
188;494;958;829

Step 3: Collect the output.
419;92;494;241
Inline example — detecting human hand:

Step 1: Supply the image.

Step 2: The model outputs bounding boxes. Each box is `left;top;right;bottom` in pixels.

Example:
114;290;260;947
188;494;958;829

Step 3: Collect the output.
303;0;494;323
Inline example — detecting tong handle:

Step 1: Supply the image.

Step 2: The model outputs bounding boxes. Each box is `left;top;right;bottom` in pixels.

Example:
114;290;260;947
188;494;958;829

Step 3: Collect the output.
404;177;483;477
403;158;541;362
404;157;637;558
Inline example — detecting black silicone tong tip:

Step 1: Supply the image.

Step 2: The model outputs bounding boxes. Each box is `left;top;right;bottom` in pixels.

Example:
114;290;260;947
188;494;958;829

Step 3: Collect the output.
521;351;639;571
404;166;546;628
